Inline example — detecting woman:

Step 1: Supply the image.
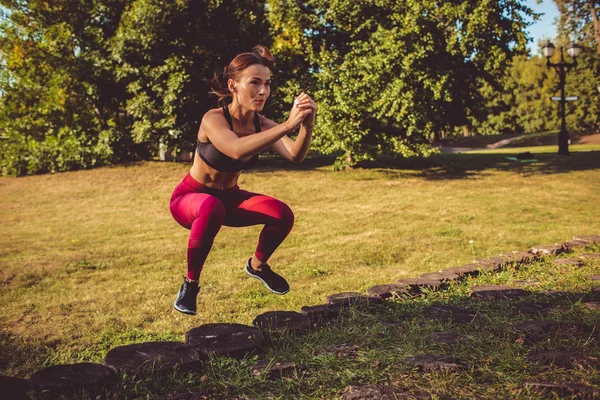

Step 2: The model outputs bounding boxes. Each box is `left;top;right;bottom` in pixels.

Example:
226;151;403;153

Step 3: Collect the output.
169;45;317;315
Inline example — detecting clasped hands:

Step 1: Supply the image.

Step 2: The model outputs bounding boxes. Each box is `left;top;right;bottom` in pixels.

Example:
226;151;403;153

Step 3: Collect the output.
288;92;317;130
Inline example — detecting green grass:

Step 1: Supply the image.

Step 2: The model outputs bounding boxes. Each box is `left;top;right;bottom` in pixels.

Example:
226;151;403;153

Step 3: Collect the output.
26;245;600;399
1;151;599;397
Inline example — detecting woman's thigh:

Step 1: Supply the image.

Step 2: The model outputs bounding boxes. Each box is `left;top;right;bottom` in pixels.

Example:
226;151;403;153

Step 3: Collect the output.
170;192;225;229
224;190;294;227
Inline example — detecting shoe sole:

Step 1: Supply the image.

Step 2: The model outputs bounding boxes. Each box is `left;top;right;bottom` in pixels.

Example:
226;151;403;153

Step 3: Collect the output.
245;266;290;295
173;302;196;315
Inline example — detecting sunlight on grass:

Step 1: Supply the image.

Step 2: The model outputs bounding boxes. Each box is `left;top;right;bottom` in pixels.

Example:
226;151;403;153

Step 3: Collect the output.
1;153;599;378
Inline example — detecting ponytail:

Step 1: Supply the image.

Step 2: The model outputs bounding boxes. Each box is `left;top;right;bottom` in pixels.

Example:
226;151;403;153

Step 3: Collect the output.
205;69;231;107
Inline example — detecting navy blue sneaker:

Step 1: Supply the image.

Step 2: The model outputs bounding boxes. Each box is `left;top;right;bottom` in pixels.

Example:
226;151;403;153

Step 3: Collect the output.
173;277;199;315
244;258;290;295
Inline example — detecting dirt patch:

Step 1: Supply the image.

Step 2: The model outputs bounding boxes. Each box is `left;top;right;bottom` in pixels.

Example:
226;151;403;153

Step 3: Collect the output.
574;133;600;145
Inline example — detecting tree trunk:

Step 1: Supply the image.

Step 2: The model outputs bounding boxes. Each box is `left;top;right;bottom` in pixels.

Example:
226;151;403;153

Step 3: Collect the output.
590;0;600;54
345;152;354;171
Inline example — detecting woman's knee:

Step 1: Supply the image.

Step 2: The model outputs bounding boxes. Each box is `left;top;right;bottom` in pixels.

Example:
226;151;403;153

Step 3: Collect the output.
276;200;295;230
199;196;227;224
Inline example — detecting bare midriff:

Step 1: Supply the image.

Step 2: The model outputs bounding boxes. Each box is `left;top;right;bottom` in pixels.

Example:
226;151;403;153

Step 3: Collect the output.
189;153;242;190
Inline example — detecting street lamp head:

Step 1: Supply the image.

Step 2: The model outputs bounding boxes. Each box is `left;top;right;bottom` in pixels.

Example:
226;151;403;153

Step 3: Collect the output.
542;41;555;58
566;42;582;58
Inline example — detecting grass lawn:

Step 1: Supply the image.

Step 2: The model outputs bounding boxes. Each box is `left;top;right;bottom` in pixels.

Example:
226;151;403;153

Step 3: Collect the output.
1;150;599;395
103;246;599;400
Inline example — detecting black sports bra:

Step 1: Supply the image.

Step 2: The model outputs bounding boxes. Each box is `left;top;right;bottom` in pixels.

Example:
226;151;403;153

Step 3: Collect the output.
196;106;260;172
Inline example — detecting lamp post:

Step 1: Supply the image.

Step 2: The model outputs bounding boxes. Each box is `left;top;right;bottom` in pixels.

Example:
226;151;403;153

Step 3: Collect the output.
542;41;582;155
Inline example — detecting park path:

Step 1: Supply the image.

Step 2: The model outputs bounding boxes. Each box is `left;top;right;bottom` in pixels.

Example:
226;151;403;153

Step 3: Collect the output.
441;133;600;153
485;135;526;148
440;134;528;153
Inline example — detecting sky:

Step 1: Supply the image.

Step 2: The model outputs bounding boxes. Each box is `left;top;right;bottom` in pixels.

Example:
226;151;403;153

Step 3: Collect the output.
524;0;560;54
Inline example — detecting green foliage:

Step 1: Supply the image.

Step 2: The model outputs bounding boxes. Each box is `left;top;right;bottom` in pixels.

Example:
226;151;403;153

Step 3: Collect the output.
561;43;600;135
553;0;599;51
552;0;600;136
111;0;270;156
6;0;598;174
0;0;129;175
262;4;314;133
475;55;559;135
474;47;600;137
0;0;269;176
268;0;534;168
474;0;600;138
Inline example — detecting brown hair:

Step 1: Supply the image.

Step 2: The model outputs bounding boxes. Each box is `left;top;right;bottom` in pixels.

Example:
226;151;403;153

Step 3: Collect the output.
207;45;275;106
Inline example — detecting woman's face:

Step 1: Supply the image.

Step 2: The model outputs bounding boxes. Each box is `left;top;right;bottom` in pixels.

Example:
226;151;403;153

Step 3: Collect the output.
230;64;271;112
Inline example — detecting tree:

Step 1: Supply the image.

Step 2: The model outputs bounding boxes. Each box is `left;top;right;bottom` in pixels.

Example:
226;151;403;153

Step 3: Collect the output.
111;0;271;157
473;44;599;138
0;0;129;175
475;54;559;135
0;0;271;175
554;0;600;53
552;0;600;135
267;0;535;168
562;49;600;134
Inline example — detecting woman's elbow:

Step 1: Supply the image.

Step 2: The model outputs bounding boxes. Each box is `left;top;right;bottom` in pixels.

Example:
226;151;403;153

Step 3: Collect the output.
230;145;246;161
290;154;305;163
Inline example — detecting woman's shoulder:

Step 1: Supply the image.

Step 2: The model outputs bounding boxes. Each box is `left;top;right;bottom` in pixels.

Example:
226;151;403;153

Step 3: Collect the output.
198;108;226;140
258;114;277;129
202;107;225;121
200;107;228;128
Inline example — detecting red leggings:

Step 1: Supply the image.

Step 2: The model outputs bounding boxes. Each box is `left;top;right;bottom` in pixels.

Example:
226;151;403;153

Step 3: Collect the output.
169;173;294;281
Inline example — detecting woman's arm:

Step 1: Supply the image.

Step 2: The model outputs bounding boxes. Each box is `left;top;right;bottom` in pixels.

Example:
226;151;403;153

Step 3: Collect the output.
201;103;310;160
269;93;317;163
267;120;313;163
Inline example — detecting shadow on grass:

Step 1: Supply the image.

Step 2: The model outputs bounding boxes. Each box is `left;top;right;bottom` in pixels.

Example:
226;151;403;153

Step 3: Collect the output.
158;278;600;399
253;154;337;172
255;151;600;181
243;255;600;398
0;331;51;378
